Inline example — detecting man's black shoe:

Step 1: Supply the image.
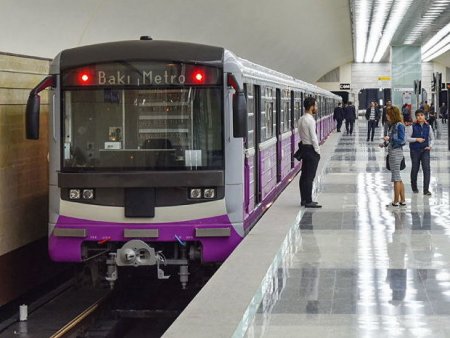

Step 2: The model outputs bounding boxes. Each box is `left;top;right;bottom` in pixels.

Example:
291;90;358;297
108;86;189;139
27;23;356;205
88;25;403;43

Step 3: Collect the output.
301;201;318;206
305;203;322;208
412;188;419;193
424;191;432;196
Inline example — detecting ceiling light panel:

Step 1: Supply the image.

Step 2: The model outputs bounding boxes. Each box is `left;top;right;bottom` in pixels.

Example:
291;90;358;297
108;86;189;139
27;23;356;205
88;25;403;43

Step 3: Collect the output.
422;34;450;59
373;0;414;62
365;0;393;62
424;43;450;62
421;21;450;58
406;0;450;45
354;0;372;62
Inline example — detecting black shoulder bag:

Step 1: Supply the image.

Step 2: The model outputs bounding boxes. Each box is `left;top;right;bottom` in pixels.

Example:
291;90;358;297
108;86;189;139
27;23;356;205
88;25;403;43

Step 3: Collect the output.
294;141;304;161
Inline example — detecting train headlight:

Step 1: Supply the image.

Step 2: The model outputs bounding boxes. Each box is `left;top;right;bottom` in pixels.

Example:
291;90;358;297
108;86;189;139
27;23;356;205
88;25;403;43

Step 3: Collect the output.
69;189;81;200
203;188;216;199
189;188;202;199
82;189;95;200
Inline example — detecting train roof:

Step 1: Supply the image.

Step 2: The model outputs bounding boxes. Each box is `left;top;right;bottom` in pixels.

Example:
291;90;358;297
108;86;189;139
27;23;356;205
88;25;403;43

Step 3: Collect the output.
58;40;224;71
55;39;340;100
225;51;341;100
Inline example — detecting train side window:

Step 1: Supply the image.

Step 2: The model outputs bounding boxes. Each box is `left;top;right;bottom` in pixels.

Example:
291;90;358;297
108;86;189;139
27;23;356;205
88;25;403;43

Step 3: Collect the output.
261;86;275;142
293;91;301;125
266;101;273;139
280;89;290;133
244;84;255;149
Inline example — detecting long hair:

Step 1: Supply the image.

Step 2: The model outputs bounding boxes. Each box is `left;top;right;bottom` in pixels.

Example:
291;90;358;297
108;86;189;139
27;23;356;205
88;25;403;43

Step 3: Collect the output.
387;106;403;124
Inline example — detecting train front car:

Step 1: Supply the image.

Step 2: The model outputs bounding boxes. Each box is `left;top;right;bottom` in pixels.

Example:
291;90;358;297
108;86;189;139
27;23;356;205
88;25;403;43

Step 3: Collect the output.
26;40;246;288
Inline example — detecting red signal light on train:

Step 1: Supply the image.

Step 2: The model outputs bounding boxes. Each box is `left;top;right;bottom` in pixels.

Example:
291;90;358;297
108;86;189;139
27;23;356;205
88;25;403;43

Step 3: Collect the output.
78;70;93;85
193;71;205;83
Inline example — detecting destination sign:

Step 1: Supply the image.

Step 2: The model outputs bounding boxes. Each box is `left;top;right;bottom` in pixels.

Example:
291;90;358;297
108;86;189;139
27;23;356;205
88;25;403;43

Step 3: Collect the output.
62;62;222;87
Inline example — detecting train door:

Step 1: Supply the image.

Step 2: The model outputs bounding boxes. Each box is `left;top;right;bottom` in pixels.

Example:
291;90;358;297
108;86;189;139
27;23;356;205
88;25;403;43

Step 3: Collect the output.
293;91;302;167
290;91;295;168
276;89;281;182
314;95;322;142
243;83;262;215
300;92;304;116
279;89;291;180
254;85;262;205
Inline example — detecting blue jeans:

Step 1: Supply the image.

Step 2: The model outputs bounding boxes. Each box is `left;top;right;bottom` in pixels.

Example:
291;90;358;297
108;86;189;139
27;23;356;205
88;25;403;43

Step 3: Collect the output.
410;149;430;192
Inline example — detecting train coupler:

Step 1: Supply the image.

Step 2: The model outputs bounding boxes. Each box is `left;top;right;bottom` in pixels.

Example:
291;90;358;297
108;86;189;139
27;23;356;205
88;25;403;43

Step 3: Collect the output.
115;239;171;281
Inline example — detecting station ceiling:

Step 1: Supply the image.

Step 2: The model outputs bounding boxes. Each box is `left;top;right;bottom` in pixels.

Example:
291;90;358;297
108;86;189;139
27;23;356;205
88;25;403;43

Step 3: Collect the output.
0;0;352;83
1;0;449;83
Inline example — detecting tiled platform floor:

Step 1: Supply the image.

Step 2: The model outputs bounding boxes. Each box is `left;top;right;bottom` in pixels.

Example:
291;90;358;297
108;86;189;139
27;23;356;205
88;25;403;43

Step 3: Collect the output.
246;120;450;337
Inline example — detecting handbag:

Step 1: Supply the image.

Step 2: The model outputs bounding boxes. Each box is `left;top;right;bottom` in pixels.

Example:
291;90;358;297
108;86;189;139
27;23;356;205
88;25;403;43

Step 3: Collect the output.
293;141;303;161
386;154;406;171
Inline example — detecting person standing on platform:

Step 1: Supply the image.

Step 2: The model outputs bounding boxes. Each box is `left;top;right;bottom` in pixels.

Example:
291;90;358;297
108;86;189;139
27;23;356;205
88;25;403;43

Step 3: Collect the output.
344;101;356;135
333;102;344;132
424;101;430;117
382;100;392;137
407;109;434;196
298;97;322;208
366;101;380;141
381;106;406;207
440;102;447;124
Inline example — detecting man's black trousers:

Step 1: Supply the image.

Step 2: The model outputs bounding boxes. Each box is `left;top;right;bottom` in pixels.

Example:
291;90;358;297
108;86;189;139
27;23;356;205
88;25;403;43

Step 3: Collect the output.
299;146;320;204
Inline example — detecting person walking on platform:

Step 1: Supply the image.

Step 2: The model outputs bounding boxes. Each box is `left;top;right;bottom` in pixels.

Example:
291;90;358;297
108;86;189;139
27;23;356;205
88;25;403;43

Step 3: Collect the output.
298;97;322;208
427;110;436;131
344;101;356;135
376;102;382;127
382;100;392;137
381;106;406;207
333;102;344;132
366;101;380;141
407;109;434;196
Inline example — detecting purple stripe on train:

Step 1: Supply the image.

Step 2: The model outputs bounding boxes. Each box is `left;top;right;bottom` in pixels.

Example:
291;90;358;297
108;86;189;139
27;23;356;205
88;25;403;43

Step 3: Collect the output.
50;214;242;263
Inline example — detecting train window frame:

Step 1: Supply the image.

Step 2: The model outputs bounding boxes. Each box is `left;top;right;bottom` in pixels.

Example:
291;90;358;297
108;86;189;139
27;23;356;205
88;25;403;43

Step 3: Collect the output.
280;89;290;134
244;83;255;150
60;85;225;172
261;86;276;142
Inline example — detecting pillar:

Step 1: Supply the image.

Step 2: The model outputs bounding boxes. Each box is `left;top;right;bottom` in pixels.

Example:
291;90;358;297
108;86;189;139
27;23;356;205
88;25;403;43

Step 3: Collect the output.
391;46;421;112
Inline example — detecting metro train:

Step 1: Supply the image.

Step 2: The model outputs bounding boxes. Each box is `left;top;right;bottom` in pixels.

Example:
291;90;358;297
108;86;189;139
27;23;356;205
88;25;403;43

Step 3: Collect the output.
26;38;341;288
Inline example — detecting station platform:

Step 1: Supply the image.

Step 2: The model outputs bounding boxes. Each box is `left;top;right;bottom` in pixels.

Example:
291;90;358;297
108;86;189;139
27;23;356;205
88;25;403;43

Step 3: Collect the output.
165;119;450;337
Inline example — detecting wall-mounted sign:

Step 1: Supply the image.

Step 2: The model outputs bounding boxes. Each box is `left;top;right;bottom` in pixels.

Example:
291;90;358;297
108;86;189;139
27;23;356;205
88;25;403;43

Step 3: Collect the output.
378;76;391;81
340;83;350;90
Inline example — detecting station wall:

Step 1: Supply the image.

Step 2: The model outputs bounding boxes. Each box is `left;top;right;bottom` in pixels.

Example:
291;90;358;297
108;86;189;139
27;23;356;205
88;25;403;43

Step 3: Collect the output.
0;53;54;305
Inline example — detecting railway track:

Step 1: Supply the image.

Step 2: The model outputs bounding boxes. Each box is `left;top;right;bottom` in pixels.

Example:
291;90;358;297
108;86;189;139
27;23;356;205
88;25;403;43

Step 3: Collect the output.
0;263;218;337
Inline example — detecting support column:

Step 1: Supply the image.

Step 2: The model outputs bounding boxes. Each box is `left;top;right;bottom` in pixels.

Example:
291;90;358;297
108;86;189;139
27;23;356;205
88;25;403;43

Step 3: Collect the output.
391;46;422;112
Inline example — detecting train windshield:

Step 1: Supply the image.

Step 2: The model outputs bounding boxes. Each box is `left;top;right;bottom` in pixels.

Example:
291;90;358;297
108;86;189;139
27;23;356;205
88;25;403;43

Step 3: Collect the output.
62;87;223;171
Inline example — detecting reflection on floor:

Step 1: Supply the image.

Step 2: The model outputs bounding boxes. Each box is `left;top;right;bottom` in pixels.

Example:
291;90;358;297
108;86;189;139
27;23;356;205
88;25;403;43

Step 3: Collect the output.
245;120;450;337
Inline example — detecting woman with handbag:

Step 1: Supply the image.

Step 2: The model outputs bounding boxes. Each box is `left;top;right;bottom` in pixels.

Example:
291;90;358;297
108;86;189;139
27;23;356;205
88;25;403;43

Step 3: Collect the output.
381;106;406;207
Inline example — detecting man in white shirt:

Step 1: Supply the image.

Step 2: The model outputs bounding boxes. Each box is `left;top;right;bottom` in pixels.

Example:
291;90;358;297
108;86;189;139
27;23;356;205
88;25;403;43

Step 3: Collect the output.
298;97;322;208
